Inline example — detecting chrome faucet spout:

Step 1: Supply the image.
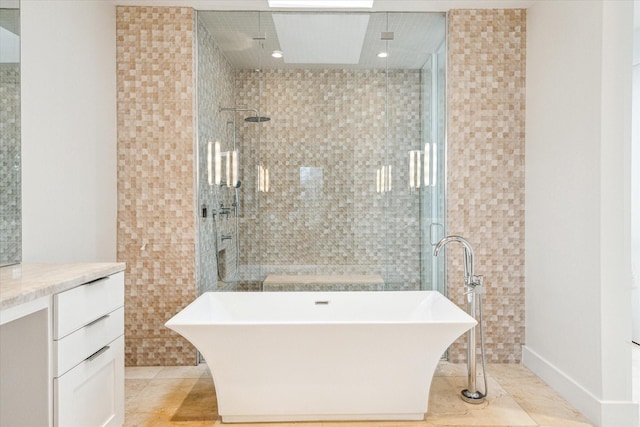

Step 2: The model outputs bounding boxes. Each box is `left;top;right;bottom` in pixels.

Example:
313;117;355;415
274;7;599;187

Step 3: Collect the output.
434;235;475;282
434;235;486;404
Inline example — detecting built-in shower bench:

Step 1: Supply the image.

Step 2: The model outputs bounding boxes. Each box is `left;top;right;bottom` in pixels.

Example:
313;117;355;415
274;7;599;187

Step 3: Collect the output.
262;274;384;292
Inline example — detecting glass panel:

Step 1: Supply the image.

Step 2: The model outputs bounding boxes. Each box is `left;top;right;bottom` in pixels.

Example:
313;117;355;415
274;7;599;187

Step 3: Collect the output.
420;40;447;293
196;11;446;294
0;2;21;267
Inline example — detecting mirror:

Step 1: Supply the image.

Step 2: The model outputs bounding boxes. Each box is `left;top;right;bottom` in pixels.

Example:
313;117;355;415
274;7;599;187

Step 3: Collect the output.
0;0;21;266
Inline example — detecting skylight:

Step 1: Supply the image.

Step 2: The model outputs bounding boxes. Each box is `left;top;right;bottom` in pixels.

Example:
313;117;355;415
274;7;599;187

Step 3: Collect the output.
272;13;370;64
268;1;374;8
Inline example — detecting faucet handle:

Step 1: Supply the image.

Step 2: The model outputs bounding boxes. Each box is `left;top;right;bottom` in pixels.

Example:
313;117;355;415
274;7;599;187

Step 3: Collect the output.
473;281;484;294
465;274;483;288
464;279;484;298
473;274;483;287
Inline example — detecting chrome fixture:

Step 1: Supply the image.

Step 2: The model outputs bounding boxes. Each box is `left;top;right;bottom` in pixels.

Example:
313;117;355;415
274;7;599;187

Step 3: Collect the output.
218;205;231;219
244;116;271;123
211;106;271;284
210;107;251;283
434;235;488;404
219;106;270;123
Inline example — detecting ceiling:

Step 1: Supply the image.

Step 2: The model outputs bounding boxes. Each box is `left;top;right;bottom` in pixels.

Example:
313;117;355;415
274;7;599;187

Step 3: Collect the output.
198;11;446;70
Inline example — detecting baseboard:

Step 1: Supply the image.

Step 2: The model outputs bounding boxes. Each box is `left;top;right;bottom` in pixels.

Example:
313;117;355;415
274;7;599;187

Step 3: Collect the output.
522;345;639;427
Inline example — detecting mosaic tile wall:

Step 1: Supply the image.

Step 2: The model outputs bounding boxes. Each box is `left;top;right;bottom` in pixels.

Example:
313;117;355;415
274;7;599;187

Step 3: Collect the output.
446;9;526;363
196;16;236;294
233;69;423;291
116;7;525;366
0;64;21;266
116;6;197;366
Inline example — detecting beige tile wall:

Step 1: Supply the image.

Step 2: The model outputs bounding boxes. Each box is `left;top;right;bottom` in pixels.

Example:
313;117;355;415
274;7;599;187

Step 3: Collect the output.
233;68;423;291
446;9;526;363
117;7;526;366
117;6;197;366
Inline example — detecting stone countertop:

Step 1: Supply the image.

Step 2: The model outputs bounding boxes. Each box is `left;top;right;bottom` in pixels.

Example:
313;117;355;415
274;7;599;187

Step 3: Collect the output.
0;263;126;311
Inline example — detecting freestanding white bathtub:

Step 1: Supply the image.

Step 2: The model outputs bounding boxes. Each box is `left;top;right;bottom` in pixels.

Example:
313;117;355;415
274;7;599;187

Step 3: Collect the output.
165;291;475;423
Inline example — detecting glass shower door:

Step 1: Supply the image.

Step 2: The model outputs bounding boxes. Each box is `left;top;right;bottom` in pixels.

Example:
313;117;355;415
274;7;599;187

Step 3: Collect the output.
419;41;447;294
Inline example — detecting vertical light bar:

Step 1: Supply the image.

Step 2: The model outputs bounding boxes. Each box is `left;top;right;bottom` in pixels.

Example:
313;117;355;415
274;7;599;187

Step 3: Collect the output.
231;150;238;188
258;165;270;193
409;151;415;188
376;168;381;193
225;152;231;187
214;141;222;186
424;143;430;187
207;141;213;186
416;154;421;188
409;150;423;189
265;167;270;192
432;143;437;186
387;165;392;191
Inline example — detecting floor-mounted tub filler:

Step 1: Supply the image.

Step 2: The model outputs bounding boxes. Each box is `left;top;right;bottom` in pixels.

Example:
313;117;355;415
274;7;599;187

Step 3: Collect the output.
165;291;475;423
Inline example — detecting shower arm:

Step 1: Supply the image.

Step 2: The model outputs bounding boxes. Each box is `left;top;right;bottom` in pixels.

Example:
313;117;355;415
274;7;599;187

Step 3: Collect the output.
219;106;259;119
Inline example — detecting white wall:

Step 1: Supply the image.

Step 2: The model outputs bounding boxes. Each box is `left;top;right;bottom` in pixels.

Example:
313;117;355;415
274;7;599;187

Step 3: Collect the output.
21;0;117;262
525;1;638;426
631;0;640;347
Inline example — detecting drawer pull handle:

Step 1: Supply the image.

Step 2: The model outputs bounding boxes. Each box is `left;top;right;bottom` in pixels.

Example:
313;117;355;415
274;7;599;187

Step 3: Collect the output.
86;345;110;362
85;314;110;328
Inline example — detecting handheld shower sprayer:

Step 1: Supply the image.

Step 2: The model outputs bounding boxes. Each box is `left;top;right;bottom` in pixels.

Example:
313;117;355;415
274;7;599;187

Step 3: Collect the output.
434;235;488;404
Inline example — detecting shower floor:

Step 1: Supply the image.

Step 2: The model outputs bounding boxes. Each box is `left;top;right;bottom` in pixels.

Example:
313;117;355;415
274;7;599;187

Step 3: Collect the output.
124;362;594;427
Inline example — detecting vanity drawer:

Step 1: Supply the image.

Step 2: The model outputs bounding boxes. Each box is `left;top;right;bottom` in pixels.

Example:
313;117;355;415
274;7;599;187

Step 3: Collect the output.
54;335;124;427
54;272;124;339
54;306;124;377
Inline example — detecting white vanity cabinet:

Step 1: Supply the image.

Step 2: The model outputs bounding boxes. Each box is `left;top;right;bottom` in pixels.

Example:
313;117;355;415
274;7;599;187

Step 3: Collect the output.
53;272;125;427
0;263;126;427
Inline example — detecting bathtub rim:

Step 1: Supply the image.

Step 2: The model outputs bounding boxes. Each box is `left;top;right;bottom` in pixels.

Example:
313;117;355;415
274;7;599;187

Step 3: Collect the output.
165;290;477;327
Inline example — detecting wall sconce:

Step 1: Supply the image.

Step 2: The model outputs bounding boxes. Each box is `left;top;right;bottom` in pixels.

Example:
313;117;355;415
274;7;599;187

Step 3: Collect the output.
409;143;437;190
376;165;392;193
409;149;422;189
207;141;218;186
258;164;270;193
207;141;239;188
224;150;239;188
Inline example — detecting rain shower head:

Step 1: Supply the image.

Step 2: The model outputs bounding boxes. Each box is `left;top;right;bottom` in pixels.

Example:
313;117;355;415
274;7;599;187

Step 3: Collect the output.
220;107;270;123
245;116;271;123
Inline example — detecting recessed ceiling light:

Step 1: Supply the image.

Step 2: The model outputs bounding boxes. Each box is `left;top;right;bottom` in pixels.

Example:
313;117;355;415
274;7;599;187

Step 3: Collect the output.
268;1;374;8
272;50;284;58
377;52;388;58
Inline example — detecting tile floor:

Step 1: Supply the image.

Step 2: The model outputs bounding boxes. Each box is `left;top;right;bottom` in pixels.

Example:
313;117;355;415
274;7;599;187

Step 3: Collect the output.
125;363;596;427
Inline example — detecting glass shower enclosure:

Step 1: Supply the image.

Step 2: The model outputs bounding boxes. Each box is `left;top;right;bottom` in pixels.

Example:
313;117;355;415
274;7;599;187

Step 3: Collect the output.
195;11;447;296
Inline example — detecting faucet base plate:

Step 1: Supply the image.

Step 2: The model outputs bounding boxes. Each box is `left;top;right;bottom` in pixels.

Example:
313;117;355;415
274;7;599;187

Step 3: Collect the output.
461;389;485;404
